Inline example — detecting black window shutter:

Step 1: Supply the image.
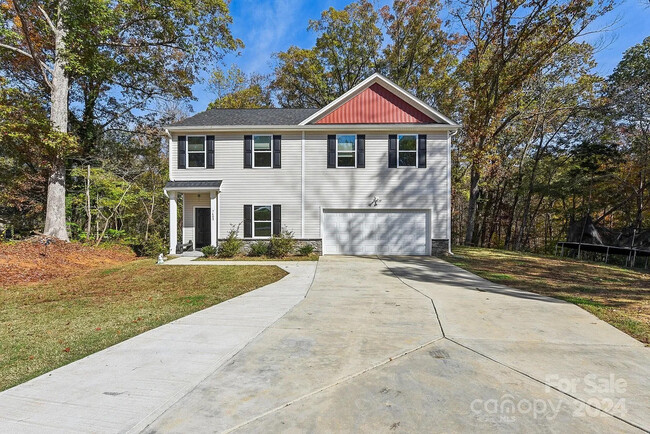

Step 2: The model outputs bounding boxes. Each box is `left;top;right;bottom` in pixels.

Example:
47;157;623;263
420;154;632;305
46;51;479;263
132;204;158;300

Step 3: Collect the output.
388;134;397;168
418;135;427;168
273;135;281;168
357;135;365;168
273;204;281;236
327;135;336;168
244;135;252;168
244;205;252;238
177;136;186;169
206;135;215;169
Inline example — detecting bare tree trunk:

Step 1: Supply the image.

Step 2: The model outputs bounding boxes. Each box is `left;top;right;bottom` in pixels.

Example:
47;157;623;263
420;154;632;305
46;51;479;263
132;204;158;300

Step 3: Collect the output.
85;165;91;239
464;165;480;245
43;0;70;241
488;179;508;247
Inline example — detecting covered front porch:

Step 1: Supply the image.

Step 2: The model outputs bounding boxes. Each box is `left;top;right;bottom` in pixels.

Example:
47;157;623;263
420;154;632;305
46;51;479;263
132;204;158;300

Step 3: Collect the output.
164;180;222;254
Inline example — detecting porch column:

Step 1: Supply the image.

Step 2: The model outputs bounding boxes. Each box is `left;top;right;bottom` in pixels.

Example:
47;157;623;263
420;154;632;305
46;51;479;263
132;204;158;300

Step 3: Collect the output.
169;191;178;254
210;191;218;247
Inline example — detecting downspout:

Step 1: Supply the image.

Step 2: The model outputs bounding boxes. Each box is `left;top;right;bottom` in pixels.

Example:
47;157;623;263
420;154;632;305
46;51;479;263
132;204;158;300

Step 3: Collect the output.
447;129;458;255
301;130;305;238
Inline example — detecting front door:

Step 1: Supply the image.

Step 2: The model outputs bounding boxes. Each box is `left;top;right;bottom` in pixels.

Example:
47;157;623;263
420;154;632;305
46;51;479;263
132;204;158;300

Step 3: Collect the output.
195;208;211;249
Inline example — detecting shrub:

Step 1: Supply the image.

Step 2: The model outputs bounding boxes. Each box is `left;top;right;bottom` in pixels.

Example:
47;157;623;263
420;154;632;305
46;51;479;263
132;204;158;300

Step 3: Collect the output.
126;233;165;257
218;227;243;258
105;229;126;241
141;233;166;257
268;229;296;258
201;245;218;257
298;244;315;256
249;241;269;257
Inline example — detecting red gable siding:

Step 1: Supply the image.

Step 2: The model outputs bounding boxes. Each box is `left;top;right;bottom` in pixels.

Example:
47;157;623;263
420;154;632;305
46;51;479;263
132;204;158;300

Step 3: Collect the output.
315;83;435;124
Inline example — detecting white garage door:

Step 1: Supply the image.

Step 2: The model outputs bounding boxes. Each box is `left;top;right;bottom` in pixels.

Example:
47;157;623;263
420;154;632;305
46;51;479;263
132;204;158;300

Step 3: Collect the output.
322;209;429;255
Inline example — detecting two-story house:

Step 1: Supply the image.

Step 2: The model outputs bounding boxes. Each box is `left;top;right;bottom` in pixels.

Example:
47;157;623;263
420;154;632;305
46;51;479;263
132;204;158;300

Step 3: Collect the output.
164;74;459;256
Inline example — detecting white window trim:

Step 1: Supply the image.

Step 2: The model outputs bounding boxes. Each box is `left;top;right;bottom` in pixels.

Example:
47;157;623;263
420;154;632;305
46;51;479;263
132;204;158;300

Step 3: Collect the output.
252;134;273;169
397;133;418;168
186;135;207;169
336;134;357;168
252;204;273;239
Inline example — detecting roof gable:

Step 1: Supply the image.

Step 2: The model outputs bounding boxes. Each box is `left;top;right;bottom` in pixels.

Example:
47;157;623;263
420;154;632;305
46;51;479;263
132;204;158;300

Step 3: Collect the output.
301;73;457;126
315;83;435;124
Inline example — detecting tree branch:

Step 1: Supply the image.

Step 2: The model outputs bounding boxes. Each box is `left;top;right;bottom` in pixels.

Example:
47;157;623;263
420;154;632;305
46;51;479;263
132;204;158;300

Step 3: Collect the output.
0;42;54;74
37;5;56;33
0;42;33;60
9;0;53;88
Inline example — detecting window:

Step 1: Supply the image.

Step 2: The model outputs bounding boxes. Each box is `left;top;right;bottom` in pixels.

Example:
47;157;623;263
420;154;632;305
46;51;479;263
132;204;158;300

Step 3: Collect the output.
253;205;272;237
337;134;356;167
253;135;272;168
398;134;417;167
187;136;206;168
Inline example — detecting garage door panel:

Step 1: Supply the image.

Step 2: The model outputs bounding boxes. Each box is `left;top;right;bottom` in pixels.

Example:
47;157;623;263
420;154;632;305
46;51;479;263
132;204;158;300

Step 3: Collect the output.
323;210;428;255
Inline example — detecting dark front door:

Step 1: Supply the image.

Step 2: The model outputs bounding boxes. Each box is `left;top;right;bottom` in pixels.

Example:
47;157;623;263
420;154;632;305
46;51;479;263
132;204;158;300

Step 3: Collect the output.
195;208;211;249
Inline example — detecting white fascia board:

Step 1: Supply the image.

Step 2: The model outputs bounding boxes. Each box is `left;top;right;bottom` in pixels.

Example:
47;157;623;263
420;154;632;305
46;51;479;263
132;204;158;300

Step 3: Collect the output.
163;186;221;193
165;123;461;133
298;73;460;127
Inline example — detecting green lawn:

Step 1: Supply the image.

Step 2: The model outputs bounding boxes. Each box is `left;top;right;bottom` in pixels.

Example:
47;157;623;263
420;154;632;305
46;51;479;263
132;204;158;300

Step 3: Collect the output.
445;247;650;344
0;260;287;391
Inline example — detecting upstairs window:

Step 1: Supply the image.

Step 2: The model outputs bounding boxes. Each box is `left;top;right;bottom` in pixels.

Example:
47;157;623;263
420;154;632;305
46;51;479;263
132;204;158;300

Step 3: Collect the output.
398;134;417;167
187;136;206;168
337;134;356;168
253;135;272;168
254;205;272;237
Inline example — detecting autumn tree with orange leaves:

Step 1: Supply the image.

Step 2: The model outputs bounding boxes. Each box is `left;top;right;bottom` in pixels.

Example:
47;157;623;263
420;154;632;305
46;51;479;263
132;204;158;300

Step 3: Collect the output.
0;0;241;240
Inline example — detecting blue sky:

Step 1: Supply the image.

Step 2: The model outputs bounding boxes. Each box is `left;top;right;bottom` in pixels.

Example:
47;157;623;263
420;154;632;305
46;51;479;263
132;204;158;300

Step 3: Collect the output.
188;0;650;112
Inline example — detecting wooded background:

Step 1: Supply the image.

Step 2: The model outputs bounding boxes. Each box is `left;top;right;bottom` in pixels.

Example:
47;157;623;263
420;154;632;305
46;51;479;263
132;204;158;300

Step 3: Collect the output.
1;0;648;254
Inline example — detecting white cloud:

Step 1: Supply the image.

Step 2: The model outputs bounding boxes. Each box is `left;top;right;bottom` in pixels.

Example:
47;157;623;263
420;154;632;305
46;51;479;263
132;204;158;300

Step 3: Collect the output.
230;0;304;74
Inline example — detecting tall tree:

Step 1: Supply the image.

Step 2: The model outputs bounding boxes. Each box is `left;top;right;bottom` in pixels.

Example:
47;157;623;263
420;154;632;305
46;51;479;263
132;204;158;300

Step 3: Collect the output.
0;0;241;239
453;0;614;245
0;80;54;232
208;65;272;109
608;37;650;229
271;0;382;107
380;0;462;114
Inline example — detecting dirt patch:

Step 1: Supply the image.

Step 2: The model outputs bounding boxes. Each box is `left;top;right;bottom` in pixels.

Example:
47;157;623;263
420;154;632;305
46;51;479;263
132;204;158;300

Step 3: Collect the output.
0;238;135;288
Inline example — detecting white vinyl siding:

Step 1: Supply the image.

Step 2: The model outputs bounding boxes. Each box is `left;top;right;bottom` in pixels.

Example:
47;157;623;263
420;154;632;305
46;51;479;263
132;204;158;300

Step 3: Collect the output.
171;132;302;239
304;132;448;240
170;130;449;242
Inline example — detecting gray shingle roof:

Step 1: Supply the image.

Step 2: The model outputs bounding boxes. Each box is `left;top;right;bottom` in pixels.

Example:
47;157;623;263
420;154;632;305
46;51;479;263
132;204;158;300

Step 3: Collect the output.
168;108;319;127
164;180;222;190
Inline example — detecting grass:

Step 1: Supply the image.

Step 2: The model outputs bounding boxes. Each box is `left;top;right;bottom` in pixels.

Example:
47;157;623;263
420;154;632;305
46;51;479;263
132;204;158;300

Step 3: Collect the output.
195;255;320;261
445;247;650;344
0;260;287;391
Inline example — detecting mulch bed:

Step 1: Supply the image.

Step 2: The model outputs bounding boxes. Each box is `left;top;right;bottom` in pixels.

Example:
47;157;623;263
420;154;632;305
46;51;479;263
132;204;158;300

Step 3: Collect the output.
0;237;135;288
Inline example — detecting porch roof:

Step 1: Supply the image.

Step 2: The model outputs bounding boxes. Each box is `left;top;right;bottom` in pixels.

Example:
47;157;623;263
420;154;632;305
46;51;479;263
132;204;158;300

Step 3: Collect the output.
164;180;222;193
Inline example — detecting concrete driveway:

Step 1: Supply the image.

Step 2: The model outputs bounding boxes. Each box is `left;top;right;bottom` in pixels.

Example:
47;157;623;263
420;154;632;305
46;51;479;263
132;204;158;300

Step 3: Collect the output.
145;256;649;433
